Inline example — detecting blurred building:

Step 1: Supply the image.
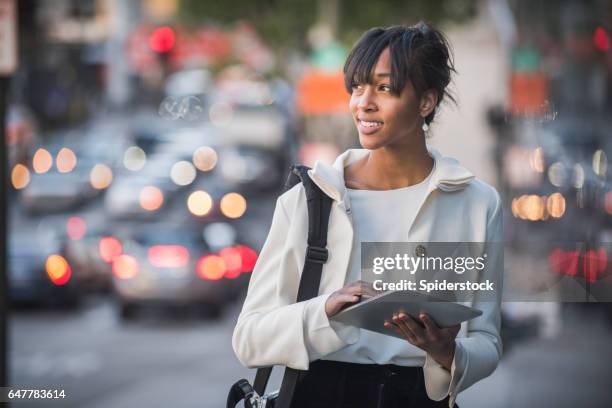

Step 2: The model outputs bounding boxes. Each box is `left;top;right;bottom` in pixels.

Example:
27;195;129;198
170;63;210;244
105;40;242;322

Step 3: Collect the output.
14;0;119;128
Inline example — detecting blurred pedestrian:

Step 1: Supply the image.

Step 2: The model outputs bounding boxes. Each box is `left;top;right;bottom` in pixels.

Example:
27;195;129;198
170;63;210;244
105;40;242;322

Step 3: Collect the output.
232;21;503;408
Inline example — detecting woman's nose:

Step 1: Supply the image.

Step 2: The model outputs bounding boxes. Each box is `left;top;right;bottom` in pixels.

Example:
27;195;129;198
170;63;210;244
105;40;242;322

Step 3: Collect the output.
357;88;377;111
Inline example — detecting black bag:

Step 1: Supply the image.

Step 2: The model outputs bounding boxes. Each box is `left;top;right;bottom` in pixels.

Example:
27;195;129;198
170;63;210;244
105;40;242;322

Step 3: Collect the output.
227;164;333;408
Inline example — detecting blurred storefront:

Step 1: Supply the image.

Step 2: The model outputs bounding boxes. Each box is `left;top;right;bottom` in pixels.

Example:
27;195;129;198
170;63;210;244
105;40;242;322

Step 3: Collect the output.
487;0;612;316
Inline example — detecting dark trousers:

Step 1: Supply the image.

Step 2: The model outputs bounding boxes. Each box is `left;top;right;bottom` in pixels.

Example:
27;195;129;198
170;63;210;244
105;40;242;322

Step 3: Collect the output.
291;360;458;408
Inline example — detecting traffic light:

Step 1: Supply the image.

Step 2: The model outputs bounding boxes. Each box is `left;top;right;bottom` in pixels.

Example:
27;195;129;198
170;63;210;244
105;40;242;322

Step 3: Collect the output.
149;26;176;54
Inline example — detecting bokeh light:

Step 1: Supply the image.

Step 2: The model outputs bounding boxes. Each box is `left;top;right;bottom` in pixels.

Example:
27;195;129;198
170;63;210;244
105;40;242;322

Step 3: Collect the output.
148;245;190;268
45;255;71;286
219;247;242;279
220;192;247;219
139;186;164;211
112;254;139;280
605;192;612;215
11;164;30;189
209;102;234;126
149;26;175;53
202;222;237;249
187;190;213;216
594;27;610;52
196;255;225;280
546;192;566;219
511;196;521;218
56;147;77;173
573;164;585;189
512;193;566;221
90;164;113;189
32;148;53;174
123;146;147;171
66;216;87;240
523;195;546;221
236;245;258;272
99;237;123;263
529;147;545;173
592;150;607;177
170;160;197;186
548;162;566;187
193;146;218;171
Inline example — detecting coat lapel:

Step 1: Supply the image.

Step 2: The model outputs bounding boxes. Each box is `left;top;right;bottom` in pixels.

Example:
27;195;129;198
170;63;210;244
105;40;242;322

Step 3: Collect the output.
305;147;475;292
308;147;475;203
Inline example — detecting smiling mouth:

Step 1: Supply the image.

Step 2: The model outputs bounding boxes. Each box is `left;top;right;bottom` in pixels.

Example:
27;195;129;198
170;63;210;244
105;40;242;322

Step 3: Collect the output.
357;120;383;134
359;120;383;128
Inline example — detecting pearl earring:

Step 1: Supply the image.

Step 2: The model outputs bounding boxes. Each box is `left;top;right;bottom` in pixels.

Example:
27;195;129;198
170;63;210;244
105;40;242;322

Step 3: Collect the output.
422;122;429;132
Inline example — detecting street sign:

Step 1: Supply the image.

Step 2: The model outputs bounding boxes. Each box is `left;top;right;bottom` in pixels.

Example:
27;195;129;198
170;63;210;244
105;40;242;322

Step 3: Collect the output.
0;0;17;76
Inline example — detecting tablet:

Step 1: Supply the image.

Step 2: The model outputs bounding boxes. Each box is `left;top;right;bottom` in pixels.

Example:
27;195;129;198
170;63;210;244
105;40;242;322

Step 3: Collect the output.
330;290;482;340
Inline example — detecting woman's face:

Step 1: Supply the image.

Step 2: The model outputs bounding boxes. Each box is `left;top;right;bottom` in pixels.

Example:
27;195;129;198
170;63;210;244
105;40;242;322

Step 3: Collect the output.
349;47;425;151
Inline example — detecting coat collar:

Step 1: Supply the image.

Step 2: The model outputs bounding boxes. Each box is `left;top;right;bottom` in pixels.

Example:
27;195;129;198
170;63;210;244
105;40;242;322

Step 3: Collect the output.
307;147;475;204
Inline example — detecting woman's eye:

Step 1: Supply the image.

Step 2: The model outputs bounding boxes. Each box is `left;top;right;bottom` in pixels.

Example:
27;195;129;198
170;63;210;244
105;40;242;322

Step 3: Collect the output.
378;84;391;92
351;84;364;92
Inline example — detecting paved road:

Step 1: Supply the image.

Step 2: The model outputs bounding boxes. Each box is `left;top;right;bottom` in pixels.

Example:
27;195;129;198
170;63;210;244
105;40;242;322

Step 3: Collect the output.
458;306;612;408
9;297;250;408
9;298;612;408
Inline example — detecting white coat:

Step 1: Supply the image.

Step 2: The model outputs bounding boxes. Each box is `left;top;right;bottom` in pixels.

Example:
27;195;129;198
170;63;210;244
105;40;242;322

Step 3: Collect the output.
232;147;503;408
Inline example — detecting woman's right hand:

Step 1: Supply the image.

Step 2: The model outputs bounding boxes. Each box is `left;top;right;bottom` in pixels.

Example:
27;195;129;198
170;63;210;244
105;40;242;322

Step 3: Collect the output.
325;280;381;317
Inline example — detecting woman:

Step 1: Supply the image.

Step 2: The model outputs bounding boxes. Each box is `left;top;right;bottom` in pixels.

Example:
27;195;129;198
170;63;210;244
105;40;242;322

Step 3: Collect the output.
232;21;503;408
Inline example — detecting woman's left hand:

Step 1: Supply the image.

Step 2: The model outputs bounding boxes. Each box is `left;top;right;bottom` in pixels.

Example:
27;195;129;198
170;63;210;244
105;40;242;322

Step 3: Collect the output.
384;312;460;371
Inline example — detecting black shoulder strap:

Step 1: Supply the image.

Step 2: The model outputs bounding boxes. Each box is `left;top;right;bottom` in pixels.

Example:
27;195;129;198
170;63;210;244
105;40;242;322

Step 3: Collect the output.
253;165;333;407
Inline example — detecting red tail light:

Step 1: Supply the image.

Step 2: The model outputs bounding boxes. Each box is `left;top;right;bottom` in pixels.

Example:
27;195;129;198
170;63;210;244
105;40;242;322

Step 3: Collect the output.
196;255;225;281
583;248;607;283
46;255;71;286
549;248;608;282
548;248;579;277
112;255;140;280
219;247;242;279
148;245;189;268
66;216;87;240
594;27;610;52
99;236;122;263
236;245;258;273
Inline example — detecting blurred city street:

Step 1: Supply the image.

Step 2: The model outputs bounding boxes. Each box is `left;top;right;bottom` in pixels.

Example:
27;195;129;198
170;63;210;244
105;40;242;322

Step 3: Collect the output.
459;306;612;408
9;301;612;408
10;295;251;408
2;0;612;407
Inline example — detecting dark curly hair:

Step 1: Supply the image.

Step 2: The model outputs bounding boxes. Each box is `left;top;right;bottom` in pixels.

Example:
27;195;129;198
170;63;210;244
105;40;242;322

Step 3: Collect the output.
343;21;457;126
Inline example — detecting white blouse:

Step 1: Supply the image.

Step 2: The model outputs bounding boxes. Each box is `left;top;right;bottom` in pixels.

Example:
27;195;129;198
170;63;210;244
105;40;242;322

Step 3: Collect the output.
324;166;435;365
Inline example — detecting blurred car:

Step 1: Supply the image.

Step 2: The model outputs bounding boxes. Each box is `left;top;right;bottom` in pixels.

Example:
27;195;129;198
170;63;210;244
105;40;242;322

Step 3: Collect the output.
63;219;116;292
211;65;275;108
104;176;171;219
218;145;285;193
8;230;80;308
104;153;191;219
21;169;93;213
129;113;176;154
79;121;131;170
180;170;249;223
20;140;117;213
164;68;212;99
213;106;288;150
488;109;612;323
207;67;294;173
105;125;220;219
110;222;256;320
